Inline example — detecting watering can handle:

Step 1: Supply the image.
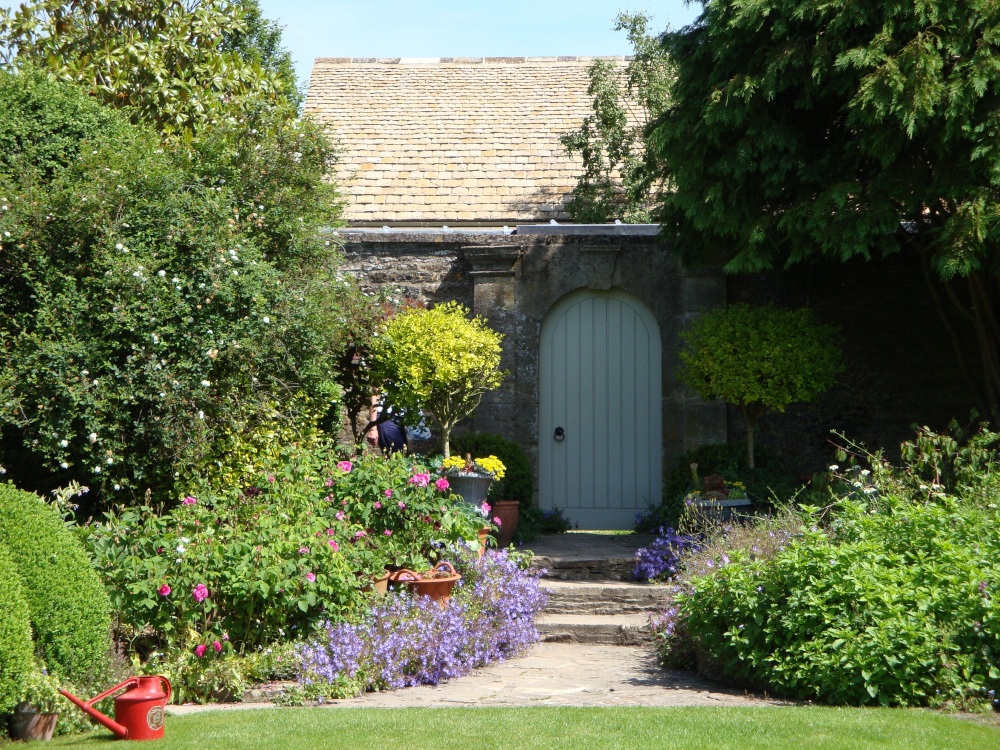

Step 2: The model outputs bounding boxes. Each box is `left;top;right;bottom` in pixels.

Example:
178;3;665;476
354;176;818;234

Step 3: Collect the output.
84;678;138;706
159;675;172;703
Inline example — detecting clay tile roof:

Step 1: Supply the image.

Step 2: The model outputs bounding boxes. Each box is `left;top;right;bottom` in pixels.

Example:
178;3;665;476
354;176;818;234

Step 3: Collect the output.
305;56;628;225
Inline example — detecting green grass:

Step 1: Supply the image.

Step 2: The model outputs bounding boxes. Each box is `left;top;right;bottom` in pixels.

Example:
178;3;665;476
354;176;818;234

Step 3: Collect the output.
40;706;999;750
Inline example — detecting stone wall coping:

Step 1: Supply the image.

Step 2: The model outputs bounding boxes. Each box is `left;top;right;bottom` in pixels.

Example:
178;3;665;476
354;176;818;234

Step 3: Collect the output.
315;56;634;65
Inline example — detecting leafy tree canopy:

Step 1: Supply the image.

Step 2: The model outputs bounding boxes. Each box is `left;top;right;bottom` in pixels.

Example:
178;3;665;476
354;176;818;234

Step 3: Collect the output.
647;0;1000;417
679;304;842;467
370;303;505;459
561;12;673;223
0;0;298;138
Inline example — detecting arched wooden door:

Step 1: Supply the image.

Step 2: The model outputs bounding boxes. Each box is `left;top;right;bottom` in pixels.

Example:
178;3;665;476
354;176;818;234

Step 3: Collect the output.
538;288;662;529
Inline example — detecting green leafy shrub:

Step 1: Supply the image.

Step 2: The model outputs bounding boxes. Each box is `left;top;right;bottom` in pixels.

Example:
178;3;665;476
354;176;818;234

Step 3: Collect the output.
371;302;505;458
84;448;488;660
451;433;533;506
679;304;842;468
0;68;346;505
666;427;1000;708
0;484;111;686
0;540;34;714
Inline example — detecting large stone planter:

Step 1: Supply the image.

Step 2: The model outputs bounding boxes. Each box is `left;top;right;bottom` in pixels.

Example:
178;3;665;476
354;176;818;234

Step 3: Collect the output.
448;474;493;506
687;496;751;522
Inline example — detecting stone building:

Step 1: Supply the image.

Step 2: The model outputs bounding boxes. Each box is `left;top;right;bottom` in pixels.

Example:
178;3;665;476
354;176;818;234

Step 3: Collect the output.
305;57;726;529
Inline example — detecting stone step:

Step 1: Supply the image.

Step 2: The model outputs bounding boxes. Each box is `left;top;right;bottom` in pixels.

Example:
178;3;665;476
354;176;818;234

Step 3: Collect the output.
531;555;636;582
537;613;652;646
541;579;672;615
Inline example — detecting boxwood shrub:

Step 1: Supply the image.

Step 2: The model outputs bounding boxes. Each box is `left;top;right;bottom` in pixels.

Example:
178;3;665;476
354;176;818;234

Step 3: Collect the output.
0;540;34;714
0;484;111;685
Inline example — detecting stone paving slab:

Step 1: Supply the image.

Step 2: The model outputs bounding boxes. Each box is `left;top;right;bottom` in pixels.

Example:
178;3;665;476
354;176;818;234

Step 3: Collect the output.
167;643;781;715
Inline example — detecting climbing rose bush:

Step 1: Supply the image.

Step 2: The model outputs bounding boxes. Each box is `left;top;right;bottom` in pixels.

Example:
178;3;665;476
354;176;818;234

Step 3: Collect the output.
298;547;547;695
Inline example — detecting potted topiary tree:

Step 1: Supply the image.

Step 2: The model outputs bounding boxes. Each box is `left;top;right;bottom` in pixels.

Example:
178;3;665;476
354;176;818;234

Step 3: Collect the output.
370;302;505;459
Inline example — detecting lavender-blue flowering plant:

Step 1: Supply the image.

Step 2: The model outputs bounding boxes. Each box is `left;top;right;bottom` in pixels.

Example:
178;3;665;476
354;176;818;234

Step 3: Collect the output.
633;527;700;582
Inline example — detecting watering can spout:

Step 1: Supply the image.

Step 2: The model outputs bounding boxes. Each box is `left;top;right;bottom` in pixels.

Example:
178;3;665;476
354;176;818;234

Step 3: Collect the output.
59;688;130;739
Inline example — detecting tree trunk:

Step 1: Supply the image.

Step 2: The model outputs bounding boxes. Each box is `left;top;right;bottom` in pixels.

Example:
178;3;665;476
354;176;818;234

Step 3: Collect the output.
442;424;452;459
745;418;756;470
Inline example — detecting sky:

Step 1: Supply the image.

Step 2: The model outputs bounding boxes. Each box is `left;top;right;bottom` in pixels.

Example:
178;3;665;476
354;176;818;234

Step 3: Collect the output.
256;1;703;88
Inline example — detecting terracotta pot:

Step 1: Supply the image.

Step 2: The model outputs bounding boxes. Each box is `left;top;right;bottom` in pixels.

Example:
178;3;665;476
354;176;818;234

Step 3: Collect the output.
372;571;391;595
7;705;58;741
390;561;461;607
476;527;491;558
491;500;520;547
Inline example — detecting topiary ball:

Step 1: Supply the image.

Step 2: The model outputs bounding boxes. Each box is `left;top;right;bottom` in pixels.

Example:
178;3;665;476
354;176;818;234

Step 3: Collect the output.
0;484;111;686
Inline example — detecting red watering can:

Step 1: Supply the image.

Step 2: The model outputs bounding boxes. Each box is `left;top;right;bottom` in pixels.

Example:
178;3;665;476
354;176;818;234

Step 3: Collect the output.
60;675;171;741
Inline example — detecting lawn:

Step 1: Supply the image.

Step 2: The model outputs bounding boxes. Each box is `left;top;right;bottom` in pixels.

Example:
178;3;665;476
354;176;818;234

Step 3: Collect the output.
42;706;999;750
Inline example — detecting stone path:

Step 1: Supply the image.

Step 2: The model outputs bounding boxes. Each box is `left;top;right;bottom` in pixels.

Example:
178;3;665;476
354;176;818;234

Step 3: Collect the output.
168;534;781;715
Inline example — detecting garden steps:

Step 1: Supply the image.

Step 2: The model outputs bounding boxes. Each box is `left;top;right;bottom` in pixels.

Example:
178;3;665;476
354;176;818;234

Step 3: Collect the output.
536;613;652;646
526;533;665;646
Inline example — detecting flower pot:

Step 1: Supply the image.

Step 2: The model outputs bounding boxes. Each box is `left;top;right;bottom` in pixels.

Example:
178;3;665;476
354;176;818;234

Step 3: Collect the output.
390;561;461;607
7;704;58;741
448;474;493;506
372;571;391;595
490;500;520;547
686;495;751;522
476;527;491;558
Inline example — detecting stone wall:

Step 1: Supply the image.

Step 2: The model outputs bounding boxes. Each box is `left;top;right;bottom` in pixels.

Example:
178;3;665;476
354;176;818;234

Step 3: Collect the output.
339;228;729;502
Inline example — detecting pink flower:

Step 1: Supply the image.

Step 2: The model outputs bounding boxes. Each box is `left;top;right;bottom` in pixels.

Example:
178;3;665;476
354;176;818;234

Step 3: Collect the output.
328;539;339;551
326;528;335;536
325;478;334;487
493;516;502;526
192;583;209;603
384;488;393;498
481;502;491;514
408;473;430;487
397;501;406;510
384;529;393;536
194;644;207;658
182;496;197;505
374;501;382;509
337;461;353;473
305;572;316;582
335;511;345;521
212;640;222;653
267;474;275;483
158;584;171;597
355;530;367;539
298;546;310;555
434;477;450;491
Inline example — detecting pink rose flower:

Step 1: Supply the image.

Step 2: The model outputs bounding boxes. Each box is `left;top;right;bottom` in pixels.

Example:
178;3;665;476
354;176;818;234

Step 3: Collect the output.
298;546;310;555
325;478;334;487
192;583;209;603
434;477;450;491
480;502;491;514
374;501;382;509
326;528;336;536
355;530;367;539
182;496;197;505
305;572;316;582
384;488;393;498
397;501;406;510
493;516;502;526
328;540;340;551
212;640;222;653
337;461;353;473
158;584;171;597
384;529;393;536
267;474;275;483
408;473;430;487
335;511;345;521
194;644;207;658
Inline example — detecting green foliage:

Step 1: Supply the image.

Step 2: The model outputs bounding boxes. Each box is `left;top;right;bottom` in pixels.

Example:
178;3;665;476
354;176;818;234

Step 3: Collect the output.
0;0;298;138
646;0;1000;417
0;68;345;505
561;12;672;223
679;304;842;467
0;541;34;714
450;433;533;506
672;428;1000;708
0;484;111;686
371;303;505;458
84;448;488;658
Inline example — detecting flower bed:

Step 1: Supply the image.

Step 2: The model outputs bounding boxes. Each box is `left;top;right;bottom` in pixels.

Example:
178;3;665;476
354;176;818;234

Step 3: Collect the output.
298;547;547;696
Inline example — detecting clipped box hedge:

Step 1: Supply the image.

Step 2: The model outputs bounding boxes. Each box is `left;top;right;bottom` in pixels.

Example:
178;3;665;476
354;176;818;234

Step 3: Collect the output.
0;540;34;714
0;484;111;686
